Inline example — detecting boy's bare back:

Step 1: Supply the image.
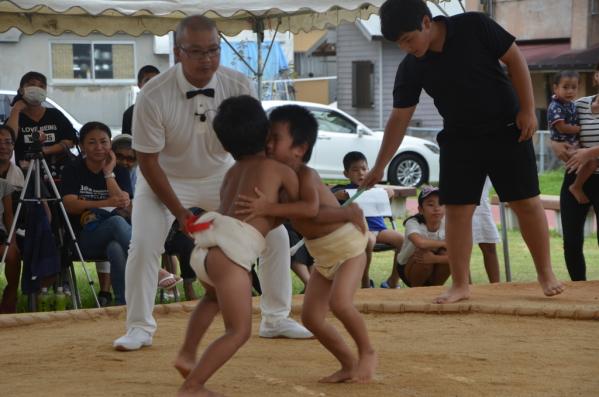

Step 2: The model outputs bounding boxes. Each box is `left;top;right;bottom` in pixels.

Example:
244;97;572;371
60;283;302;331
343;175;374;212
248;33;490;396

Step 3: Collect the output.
220;156;298;236
292;164;345;240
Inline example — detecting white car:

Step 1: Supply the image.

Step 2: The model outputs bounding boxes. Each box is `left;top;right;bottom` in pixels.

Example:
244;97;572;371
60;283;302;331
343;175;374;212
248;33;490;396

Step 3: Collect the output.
262;100;440;187
0;90;122;138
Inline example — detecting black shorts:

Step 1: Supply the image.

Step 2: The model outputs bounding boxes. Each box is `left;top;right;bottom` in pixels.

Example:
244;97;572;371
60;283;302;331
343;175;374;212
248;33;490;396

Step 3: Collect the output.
285;223;313;267
437;123;540;205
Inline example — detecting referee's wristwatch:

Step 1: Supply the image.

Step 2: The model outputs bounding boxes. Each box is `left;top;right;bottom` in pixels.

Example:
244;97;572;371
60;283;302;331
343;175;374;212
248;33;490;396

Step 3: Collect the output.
104;172;116;179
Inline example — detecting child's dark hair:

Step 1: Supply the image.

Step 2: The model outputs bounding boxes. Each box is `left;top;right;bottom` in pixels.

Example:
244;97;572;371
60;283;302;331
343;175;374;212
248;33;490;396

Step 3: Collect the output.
79;121;112;143
269;105;318;163
112;135;133;152
137;65;160;86
213;95;268;160
380;0;432;42
343;151;367;171
552;70;579;86
0;124;16;143
19;71;47;89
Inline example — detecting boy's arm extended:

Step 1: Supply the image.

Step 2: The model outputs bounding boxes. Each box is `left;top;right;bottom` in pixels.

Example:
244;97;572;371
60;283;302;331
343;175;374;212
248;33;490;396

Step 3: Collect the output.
362;106;416;188
313;203;367;233
236;166;320;220
500;43;537;143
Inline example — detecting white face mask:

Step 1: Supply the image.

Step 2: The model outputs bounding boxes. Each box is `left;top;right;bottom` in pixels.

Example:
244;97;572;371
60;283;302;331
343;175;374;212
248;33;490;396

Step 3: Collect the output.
22;86;47;106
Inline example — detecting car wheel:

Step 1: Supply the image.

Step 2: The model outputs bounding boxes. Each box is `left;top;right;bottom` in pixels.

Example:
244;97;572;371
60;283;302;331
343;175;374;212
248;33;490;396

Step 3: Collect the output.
388;153;428;187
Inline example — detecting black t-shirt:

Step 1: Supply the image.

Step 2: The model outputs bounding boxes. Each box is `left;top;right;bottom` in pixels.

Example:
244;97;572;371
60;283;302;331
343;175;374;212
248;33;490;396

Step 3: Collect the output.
393;12;518;134
15;107;78;171
60;158;132;234
122;105;134;135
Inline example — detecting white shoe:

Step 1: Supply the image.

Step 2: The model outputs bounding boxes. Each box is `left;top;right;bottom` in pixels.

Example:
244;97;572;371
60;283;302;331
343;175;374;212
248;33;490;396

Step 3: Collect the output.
259;318;313;339
113;328;153;351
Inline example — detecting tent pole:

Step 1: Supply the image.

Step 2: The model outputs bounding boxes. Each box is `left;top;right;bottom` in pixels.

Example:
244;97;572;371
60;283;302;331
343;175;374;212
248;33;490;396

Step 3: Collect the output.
254;18;264;99
499;202;512;282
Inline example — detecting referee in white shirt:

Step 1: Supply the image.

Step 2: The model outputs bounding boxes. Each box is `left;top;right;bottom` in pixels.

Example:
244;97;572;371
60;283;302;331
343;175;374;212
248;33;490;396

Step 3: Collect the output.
114;15;312;351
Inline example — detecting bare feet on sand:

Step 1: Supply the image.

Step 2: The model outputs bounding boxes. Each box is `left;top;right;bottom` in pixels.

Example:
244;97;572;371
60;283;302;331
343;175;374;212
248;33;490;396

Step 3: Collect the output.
569;185;590;204
177;385;223;397
173;352;195;379
538;273;565;297
319;366;355;383
433;285;471;304
350;351;377;383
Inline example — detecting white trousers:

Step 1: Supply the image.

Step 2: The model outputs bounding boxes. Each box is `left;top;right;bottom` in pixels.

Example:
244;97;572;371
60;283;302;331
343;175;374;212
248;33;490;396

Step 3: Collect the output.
125;173;292;334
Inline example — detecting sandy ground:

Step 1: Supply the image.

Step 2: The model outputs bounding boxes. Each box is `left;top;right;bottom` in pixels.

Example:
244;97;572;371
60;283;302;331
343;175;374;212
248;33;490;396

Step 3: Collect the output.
1;281;598;397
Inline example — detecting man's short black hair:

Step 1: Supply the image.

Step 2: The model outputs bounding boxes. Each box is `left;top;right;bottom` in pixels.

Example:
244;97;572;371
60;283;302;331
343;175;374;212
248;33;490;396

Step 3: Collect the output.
380;0;432;42
79;121;112;144
343;151;367;171
213;95;268;160
0;124;16;143
269;105;318;163
552;70;579;86
137;65;160;86
19;71;47;89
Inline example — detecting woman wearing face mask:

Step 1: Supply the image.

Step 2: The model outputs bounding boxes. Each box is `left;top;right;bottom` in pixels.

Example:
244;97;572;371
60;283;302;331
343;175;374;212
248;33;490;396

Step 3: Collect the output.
6;71;77;177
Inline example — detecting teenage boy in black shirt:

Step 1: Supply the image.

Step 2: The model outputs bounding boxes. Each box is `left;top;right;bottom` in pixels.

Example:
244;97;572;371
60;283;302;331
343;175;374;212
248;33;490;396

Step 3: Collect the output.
6;71;77;179
362;0;564;303
121;65;160;135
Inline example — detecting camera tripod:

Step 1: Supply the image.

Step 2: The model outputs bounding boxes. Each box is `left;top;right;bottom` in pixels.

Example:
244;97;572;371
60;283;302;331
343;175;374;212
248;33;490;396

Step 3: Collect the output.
0;147;100;309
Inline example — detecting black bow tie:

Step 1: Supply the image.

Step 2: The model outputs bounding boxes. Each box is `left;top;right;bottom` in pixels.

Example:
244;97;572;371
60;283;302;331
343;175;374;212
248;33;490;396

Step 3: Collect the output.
186;88;215;99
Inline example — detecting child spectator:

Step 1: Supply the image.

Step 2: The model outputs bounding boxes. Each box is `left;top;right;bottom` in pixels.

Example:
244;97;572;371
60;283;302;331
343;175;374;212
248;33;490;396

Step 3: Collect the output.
236;105;375;383
548;71;593;204
364;0;564;303
331;151;404;289
173;96;300;396
122;65;160;136
112;134;138;195
472;177;500;283
396;186;450;287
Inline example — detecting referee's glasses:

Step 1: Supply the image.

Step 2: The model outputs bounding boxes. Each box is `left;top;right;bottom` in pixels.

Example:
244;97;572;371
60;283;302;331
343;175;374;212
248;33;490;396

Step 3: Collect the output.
178;45;221;60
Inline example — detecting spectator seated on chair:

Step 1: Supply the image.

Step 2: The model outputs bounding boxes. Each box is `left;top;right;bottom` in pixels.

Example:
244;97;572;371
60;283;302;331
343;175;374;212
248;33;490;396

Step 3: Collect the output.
0;126;21;312
60;122;132;306
283;222;313;292
331;151;404;289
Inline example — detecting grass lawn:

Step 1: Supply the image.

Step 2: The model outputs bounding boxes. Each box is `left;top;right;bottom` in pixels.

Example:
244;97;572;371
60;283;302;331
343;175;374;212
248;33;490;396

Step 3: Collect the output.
2;168;593;311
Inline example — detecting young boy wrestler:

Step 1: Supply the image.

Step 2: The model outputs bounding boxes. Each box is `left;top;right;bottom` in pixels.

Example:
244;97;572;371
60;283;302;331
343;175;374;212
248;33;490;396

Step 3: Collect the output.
331;151;404;289
173;96;300;397
363;0;564;303
236;105;377;383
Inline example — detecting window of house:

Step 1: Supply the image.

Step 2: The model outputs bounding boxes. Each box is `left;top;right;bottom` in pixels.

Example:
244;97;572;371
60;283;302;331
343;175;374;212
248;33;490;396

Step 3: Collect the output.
51;42;135;83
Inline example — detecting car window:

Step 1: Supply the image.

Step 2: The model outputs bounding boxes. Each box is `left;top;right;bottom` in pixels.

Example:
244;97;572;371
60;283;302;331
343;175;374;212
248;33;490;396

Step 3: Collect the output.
0;94;12;123
310;108;357;134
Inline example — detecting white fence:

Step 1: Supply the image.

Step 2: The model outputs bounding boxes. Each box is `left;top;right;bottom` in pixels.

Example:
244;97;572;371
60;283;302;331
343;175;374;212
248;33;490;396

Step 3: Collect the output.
407;128;557;174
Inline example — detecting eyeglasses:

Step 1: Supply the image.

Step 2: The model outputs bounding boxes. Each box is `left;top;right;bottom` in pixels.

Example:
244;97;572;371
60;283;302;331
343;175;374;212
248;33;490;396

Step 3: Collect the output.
178;45;221;60
116;153;136;162
0;139;14;146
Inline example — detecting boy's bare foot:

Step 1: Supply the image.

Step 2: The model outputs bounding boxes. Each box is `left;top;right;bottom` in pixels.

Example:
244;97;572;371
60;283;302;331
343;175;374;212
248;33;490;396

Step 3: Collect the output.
177;385;223;397
569;185;590;204
174;351;196;379
351;351;377;383
318;367;355;383
433;285;470;304
538;273;565;297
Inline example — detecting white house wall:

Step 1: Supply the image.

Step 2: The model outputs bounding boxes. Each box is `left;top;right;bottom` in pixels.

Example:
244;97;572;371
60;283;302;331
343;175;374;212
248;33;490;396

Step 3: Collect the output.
0;32;169;128
336;21;381;128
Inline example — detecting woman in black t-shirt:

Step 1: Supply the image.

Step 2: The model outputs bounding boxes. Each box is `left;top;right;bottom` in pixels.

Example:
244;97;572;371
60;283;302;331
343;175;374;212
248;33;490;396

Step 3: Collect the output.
6;71;77;178
60;122;132;305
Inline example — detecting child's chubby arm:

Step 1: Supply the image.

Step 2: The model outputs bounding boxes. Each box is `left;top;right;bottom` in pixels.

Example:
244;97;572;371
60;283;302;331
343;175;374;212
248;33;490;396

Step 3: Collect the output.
553;120;581;135
408;233;445;251
313;203;367;234
236;166;320;221
500;43;537;142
